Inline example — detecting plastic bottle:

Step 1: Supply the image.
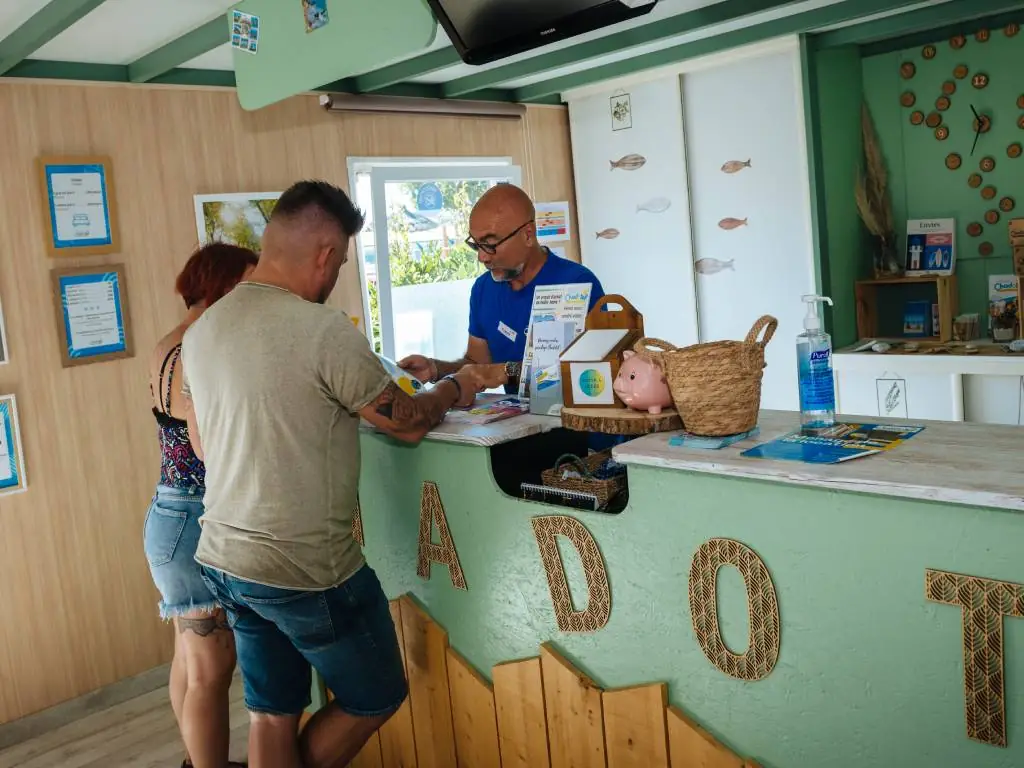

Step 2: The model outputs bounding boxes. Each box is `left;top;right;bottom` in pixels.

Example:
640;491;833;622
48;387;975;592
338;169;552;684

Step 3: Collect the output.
796;295;835;432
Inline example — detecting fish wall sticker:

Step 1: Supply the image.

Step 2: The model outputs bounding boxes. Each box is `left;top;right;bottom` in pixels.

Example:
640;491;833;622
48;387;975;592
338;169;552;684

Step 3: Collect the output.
595;228;621;239
718;217;748;230
636;197;671;214
721;159;752;174
610;154;647;171
695;258;735;275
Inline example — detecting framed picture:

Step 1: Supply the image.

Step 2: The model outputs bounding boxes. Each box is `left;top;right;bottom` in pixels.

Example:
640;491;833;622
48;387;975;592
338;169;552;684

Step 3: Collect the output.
37;155;120;258
0;394;27;495
610;92;632;131
50;264;133;368
193;192;280;251
876;377;908;419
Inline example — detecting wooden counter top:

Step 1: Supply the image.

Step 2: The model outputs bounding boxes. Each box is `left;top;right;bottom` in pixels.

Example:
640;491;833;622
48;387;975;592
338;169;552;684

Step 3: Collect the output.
362;413;561;447
613;410;1024;511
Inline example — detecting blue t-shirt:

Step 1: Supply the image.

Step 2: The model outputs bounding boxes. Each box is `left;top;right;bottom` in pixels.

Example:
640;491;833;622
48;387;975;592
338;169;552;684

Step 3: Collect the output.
468;249;605;364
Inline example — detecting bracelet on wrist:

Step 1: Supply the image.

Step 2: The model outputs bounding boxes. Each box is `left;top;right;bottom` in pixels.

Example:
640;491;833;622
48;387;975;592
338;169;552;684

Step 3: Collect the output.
440;374;462;403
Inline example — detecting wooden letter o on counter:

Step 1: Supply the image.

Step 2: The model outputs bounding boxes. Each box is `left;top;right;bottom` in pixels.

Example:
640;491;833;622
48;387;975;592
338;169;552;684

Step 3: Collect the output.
417;482;467;590
688;538;780;681
532;515;611;633
926;568;1024;747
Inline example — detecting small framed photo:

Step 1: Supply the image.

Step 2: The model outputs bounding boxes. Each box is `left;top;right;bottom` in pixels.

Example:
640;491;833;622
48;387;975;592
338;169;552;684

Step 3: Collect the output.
50;264;133;368
193;192;280;249
0;395;27;495
37;155;120;258
610;92;632;131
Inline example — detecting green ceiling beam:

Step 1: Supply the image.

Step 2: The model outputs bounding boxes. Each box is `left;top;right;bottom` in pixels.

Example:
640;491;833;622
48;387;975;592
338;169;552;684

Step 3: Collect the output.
817;0;1024;49
857;5;1024;57
512;0;929;102
2;59;235;88
442;0;805;98
0;0;109;75
127;16;229;83
352;48;461;92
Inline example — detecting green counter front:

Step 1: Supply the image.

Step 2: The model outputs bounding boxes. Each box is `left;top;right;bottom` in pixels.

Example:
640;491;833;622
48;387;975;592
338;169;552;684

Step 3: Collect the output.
330;412;1024;768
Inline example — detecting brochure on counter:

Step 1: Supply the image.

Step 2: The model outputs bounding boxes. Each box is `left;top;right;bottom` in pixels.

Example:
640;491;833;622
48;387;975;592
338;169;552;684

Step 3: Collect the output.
445;394;529;426
741;422;925;464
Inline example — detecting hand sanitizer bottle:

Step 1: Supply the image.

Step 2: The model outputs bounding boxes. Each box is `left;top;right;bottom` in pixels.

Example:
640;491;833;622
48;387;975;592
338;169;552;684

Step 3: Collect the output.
797;295;835;432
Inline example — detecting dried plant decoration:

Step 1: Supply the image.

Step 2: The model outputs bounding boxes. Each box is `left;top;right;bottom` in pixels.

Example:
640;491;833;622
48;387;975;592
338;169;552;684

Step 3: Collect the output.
855;102;899;276
926;569;1024;747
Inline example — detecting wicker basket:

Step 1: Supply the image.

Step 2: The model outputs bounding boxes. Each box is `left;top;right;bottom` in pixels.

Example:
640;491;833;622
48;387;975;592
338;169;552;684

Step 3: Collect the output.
540;451;625;509
631;337;677;368
661;315;778;437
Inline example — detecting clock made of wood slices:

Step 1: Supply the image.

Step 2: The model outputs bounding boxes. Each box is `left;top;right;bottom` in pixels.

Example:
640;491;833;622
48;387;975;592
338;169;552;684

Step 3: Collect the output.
899;26;1022;254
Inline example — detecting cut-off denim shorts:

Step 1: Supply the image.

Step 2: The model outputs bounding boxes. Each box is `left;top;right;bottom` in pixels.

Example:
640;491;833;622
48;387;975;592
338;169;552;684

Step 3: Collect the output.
143;485;219;619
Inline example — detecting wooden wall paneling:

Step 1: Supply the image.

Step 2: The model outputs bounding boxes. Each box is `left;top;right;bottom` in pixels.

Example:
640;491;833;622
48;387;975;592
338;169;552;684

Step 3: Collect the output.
446;647;501;768
602;683;670;768
379;599;418;767
400;597;457;768
493;656;551;768
523;106;581;263
665;706;744;768
540;643;607;768
0;77;572;724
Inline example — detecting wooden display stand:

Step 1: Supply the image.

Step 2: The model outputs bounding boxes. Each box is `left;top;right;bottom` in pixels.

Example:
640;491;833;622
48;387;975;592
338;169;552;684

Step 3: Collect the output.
560;294;644;409
560;406;682;435
855;275;958;342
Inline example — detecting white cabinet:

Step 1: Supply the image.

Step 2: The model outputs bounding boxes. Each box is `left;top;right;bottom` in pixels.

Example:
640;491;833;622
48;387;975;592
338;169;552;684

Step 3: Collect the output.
963;375;1024;425
836;370;962;421
567;39;816;411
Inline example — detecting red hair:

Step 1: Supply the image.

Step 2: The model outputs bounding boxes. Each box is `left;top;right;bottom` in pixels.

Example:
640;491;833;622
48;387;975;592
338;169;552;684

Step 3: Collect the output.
175;243;258;309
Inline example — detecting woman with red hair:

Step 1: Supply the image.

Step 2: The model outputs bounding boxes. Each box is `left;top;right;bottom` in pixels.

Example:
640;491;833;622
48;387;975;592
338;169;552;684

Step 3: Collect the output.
143;243;257;768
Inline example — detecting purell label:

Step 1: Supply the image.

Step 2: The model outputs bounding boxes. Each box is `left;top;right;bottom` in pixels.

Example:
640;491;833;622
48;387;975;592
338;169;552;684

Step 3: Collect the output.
810;349;831;363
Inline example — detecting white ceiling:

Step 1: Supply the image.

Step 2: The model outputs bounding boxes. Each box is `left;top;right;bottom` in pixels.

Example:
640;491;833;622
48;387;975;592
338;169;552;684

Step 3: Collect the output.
0;0;959;89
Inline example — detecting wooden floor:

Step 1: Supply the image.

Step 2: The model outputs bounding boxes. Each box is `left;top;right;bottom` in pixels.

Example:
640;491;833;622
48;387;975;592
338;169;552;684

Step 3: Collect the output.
0;682;250;768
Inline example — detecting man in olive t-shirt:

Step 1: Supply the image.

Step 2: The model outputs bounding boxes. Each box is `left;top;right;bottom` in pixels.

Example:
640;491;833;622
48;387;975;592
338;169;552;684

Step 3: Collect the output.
181;181;500;768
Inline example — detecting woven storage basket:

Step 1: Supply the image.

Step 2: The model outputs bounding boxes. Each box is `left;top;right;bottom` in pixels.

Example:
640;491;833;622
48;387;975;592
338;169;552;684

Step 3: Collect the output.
662;315;778;437
631;337;678;368
540;451;625;509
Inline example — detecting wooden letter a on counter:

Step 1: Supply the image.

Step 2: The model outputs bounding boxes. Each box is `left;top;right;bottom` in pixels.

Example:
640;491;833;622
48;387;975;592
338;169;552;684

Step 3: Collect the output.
418;482;467;590
926;568;1024;747
532;515;611;632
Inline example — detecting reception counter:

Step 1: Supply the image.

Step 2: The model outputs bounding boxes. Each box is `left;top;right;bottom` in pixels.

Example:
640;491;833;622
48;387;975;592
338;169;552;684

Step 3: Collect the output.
343;410;1024;768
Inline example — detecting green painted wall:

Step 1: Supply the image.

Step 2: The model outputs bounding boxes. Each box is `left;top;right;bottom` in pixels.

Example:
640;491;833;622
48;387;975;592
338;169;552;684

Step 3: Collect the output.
862;32;1023;321
804;42;870;346
359;434;1024;768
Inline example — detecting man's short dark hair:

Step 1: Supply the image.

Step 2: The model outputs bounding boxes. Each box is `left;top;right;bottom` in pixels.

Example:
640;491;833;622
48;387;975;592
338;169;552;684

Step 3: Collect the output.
272;180;365;237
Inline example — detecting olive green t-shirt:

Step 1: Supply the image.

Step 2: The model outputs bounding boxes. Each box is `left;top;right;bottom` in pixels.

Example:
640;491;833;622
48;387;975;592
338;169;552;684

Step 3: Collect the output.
181;282;391;590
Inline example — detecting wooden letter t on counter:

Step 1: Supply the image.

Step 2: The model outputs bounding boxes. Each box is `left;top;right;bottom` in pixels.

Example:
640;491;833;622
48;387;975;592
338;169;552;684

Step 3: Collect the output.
418;482;467;590
926;568;1024;748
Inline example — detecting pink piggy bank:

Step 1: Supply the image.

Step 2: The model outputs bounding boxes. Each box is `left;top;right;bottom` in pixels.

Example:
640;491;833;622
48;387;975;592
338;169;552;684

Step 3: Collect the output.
613;351;673;414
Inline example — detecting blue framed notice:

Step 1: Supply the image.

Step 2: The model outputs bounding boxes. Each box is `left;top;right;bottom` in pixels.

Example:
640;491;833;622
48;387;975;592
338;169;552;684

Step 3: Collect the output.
0;395;27;494
50;264;134;367
37;155;120;257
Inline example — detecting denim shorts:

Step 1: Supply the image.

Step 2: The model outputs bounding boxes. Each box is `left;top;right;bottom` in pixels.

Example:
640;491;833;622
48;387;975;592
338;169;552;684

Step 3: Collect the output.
201;564;408;718
143;485;219;619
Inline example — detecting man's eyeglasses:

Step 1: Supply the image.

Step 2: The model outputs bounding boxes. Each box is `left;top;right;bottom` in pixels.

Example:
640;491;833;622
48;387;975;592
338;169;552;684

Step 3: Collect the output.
465;220;533;255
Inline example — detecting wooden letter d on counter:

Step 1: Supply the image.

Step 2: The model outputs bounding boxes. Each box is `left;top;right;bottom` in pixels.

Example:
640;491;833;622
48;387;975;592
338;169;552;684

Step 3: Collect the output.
532;515;612;633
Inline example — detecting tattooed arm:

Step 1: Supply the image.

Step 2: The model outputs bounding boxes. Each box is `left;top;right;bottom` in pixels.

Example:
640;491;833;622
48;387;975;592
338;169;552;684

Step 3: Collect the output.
359;375;467;443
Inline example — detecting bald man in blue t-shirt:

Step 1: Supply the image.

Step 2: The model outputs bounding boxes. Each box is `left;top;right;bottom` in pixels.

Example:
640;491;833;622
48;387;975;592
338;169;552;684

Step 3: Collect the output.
399;183;604;393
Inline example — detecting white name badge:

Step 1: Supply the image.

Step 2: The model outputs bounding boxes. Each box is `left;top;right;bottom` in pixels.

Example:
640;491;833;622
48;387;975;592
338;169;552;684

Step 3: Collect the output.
498;321;517;343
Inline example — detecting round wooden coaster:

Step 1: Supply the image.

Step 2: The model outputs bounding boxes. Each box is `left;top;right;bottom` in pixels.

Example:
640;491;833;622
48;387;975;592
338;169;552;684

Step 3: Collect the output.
979;242;994;257
954;64;969;79
945;153;962;169
985;209;1001;225
968;173;983;188
976;28;991;43
982;185;998;200
1008;143;1022;159
1007;23;1021;37
910;110;925;125
950;34;967;49
926;112;942;128
900;61;916;79
935;126;950;140
1000;196;1016;212
967;222;983;236
942;80;957;95
936;95;951;111
1018;115;1024;130
972;72;990;89
923;45;937;59
980;156;996;172
1017;94;1024;109
900;91;916;107
560;407;683;435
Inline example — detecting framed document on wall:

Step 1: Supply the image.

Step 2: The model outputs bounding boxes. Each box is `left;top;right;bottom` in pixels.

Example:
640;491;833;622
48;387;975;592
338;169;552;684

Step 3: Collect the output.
37;155;120;257
0;395;27;495
50;264;133;367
